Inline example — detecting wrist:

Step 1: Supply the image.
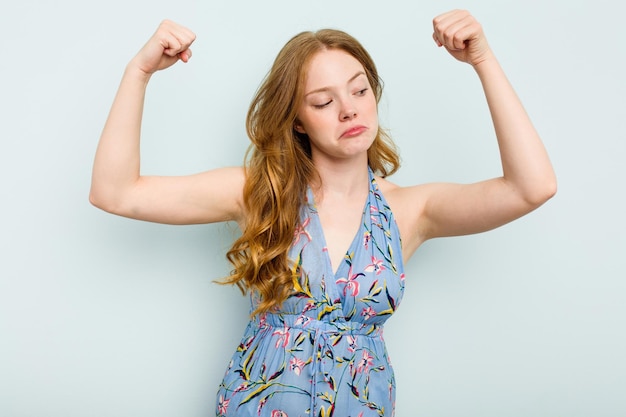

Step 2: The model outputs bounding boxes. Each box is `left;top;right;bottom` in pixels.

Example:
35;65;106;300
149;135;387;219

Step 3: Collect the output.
124;60;153;85
471;50;498;71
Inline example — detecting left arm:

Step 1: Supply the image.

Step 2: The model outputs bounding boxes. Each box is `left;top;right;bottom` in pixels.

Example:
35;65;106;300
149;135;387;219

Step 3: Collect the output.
389;10;557;258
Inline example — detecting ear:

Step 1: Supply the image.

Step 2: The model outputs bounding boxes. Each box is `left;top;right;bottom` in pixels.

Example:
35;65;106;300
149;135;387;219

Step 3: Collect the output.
293;120;306;134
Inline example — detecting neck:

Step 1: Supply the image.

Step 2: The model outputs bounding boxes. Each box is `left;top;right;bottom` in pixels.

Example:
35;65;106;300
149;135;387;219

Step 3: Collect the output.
311;154;370;200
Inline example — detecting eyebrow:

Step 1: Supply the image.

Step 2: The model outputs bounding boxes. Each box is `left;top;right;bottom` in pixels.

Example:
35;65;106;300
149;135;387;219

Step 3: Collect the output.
304;71;366;97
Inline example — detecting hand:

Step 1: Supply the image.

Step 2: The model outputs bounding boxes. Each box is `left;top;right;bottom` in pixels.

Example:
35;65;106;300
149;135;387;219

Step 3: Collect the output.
432;10;492;66
130;20;196;75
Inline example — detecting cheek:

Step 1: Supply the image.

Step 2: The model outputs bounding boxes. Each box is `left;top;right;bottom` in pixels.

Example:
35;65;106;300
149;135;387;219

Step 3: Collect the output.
301;113;331;135
366;98;378;116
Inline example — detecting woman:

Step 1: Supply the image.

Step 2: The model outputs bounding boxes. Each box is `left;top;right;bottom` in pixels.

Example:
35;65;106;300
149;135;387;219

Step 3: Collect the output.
90;9;556;417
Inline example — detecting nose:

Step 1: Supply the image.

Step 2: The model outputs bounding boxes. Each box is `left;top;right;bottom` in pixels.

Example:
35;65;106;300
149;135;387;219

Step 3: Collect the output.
339;97;357;121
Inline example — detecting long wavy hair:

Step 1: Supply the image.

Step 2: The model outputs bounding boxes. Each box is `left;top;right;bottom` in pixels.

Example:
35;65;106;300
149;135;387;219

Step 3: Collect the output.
221;29;400;316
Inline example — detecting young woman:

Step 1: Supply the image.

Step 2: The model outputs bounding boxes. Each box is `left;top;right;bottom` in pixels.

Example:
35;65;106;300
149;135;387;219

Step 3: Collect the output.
90;9;556;417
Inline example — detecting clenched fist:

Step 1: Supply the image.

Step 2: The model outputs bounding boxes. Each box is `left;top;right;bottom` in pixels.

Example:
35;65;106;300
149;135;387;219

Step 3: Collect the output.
432;10;493;66
130;20;196;75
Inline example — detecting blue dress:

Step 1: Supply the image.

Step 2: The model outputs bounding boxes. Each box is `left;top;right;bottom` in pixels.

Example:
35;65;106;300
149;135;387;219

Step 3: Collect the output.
216;169;405;417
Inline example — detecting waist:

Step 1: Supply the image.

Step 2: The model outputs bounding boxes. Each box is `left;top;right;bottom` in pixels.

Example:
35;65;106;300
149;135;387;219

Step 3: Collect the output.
253;312;383;337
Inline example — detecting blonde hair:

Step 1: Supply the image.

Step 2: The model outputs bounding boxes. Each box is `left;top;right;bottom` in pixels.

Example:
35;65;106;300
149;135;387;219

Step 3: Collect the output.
221;29;400;316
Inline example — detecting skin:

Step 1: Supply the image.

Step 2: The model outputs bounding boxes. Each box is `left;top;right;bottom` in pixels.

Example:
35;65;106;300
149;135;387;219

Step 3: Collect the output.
294;49;380;271
90;10;557;272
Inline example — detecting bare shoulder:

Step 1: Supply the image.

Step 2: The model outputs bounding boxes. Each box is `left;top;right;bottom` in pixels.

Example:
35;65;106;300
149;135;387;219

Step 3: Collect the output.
375;175;428;210
373;175;399;193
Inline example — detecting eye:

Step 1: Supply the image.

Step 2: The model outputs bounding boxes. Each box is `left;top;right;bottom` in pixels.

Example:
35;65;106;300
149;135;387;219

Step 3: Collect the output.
313;100;332;109
355;88;368;96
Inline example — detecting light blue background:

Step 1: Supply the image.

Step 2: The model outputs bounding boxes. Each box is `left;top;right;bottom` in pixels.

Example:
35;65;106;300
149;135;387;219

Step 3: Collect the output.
1;0;624;416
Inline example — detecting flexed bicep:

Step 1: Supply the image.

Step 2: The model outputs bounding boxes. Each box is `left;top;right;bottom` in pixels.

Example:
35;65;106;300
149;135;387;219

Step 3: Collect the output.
110;166;246;225
90;21;246;226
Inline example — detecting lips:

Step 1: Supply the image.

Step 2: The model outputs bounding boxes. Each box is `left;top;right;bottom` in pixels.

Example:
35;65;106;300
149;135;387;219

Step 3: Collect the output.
340;125;368;138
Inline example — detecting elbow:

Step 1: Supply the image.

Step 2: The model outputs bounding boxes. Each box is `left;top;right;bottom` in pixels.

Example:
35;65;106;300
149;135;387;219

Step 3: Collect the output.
89;176;141;217
524;176;557;209
89;189;110;212
89;190;105;210
546;177;558;201
89;185;123;215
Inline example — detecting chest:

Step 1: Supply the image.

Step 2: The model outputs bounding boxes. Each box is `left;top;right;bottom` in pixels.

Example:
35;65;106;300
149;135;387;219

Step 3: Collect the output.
316;199;365;275
284;186;406;323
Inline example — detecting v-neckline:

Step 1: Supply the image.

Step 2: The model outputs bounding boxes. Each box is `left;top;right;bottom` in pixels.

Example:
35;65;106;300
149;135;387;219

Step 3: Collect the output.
307;174;372;279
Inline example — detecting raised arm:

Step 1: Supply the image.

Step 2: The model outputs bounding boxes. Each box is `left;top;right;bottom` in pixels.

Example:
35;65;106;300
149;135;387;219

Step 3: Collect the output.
389;10;557;257
89;20;244;225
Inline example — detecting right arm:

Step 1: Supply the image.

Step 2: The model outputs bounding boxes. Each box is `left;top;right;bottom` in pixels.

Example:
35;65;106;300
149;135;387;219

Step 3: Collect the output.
89;20;245;225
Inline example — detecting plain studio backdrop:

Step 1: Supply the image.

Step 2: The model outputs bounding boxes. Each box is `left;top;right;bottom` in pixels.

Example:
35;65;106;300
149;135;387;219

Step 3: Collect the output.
1;0;624;416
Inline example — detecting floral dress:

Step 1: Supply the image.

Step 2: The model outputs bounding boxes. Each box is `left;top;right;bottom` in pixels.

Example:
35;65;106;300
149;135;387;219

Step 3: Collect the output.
216;168;405;417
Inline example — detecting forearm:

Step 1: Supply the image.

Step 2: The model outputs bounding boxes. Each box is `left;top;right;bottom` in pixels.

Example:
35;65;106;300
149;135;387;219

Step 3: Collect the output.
473;53;557;205
90;65;151;210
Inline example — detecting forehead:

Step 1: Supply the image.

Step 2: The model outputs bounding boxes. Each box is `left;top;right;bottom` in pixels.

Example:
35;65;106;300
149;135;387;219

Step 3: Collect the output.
303;49;365;91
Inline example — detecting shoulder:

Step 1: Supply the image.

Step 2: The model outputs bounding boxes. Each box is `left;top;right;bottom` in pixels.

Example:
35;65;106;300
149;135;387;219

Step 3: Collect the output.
373;175;398;193
374;175;427;208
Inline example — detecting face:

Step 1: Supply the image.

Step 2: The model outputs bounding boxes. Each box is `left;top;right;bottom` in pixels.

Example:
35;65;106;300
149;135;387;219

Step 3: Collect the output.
294;49;378;164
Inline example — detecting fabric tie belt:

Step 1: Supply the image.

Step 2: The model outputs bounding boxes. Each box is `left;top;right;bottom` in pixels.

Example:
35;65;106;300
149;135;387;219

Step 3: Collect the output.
258;313;382;415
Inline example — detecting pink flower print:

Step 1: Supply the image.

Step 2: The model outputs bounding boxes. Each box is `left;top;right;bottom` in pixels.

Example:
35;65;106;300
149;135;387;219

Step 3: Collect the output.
357;350;374;374
234;381;249;393
217;395;230;415
345;280;360;296
364;256;385;275
271;411;289;417
361;306;377;320
336;275;360;297
289;357;306;376
272;326;290;348
301;300;315;314
370;205;382;227
336;266;365;296
294;315;312;327
347;335;358;353
293;218;312;245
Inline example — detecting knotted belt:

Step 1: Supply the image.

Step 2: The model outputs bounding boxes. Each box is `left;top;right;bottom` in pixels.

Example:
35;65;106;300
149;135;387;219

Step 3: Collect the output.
260;313;382;415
